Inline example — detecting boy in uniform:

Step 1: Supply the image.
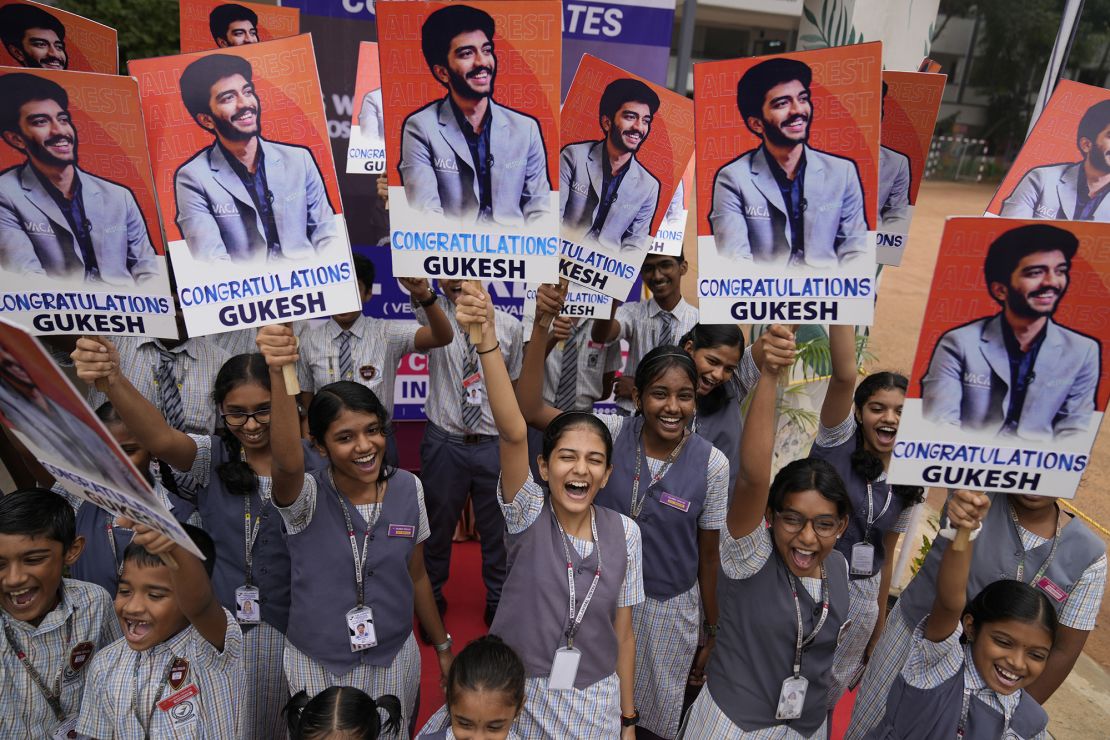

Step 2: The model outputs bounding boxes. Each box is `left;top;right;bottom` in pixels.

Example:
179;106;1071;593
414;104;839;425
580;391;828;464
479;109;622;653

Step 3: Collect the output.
77;521;243;738
0;488;120;738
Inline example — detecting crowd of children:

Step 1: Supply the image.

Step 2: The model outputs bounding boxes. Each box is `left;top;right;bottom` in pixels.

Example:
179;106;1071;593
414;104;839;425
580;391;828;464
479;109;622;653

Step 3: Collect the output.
0;252;1106;739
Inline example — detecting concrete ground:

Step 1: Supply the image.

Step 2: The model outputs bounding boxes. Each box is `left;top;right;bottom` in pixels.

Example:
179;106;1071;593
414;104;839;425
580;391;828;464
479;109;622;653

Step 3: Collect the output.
868;180;1110;738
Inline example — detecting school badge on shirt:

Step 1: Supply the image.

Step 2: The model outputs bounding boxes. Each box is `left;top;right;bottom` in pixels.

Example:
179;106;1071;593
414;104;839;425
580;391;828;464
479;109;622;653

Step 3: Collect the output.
360;365;377;380
62;641;94;684
169;657;190;690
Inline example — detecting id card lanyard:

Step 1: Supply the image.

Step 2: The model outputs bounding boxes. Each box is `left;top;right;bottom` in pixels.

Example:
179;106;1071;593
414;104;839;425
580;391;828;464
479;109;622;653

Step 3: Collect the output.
861;482;892;544
630;430;689;519
551;507;602;648
105;519;124;579
243;496;264;587
3;617;74;722
337;487;381;608
786;567;830;680
132;651;174;739
1007;501;1062;585
955;680;1014;739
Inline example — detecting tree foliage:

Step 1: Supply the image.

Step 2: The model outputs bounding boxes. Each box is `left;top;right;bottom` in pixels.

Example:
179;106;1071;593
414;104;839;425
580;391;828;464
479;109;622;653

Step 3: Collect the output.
59;0;180;73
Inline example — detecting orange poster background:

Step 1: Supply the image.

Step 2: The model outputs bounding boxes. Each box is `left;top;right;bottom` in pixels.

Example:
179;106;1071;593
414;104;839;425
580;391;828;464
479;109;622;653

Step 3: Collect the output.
908;217;1110;411
377;0;562;191
0;0;117;74
986;79;1110;214
561;54;695;239
127;34;343;243
0;68;166;256
179;0;300;53
352;41;381;129
881;70;946;205
693;42;882;235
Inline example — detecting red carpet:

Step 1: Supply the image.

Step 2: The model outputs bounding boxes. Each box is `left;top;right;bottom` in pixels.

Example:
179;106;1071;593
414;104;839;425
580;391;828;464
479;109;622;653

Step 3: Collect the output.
414;540;859;737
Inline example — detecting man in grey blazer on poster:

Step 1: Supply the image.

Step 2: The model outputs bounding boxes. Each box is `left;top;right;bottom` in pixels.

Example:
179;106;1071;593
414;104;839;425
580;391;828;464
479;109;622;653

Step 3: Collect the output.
921;224;1100;442
0;73;158;285
709;57;869;268
877;81;911;232
1001;99;1110;221
398;4;551;227
174;53;339;263
560;78;661;254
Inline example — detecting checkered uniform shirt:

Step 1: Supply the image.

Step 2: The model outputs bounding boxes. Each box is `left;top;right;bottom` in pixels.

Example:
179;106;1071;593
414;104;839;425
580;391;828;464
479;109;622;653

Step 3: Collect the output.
77;608;243;739
0;579;120;737
86;337;231;435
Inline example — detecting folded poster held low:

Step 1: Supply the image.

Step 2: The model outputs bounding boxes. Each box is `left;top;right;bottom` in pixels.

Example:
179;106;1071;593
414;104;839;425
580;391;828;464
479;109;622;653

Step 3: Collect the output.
0;319;202;559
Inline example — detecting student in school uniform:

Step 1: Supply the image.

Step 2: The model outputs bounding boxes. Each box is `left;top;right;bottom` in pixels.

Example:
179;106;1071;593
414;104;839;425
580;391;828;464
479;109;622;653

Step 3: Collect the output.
591;252;699;416
681;324;746;494
420;279;523;626
298;254;454;458
61;401;192;596
259;323;455;734
683;325;854;739
810;325;923;707
72;342;324;739
285;686;403;739
521;285;728;739
455;282;642;739
525;314;622;478
77;521;245;738
417;634;525;738
0;489;120;738
847;488;1107;738
865;490;1053;740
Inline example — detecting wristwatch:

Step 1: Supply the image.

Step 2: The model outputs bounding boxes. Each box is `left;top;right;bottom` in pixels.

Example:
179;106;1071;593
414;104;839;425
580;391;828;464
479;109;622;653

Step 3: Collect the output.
434;633;453;653
703;620;719;638
417;292;437;308
621;710;639;727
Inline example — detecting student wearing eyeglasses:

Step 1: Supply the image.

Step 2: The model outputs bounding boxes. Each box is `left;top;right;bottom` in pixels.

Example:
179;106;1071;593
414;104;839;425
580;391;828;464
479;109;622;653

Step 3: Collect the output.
70;343;327;740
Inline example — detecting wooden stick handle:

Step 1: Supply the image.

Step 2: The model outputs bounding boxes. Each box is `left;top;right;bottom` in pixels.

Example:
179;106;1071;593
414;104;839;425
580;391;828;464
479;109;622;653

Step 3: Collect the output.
467;280;485;344
539;279;569;330
951;527;972;552
283;336;300;395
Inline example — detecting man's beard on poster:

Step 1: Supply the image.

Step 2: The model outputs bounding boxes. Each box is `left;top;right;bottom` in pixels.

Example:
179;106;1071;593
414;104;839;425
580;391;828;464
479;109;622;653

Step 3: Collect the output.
28;131;78;169
762;113;810;148
447;63;496;102
1007;284;1066;320
609;120;646;155
213;104;262;143
24;52;66;70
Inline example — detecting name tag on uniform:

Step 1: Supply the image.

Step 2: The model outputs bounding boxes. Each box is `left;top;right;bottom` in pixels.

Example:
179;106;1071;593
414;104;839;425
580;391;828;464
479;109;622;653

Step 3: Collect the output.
235;585;262;624
62;641;94;685
775;675;808;720
388;524;415;538
1036;576;1068;603
548;646;581;691
347;606;378;651
463;372;484;405
850;543;875;576
659;492;691;513
158;683;200;730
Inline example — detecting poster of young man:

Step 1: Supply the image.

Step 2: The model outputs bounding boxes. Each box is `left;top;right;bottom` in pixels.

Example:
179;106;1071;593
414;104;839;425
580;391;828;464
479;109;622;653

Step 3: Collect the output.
649;155;692;257
875;70;946;266
558;54;694;301
0;69;176;337
179;0;300;54
128;35;360;336
346;41;385;175
891;217;1110;498
0;0;118;74
988;79;1110;222
694;43;881;325
379;0;562;285
0;318;202;556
